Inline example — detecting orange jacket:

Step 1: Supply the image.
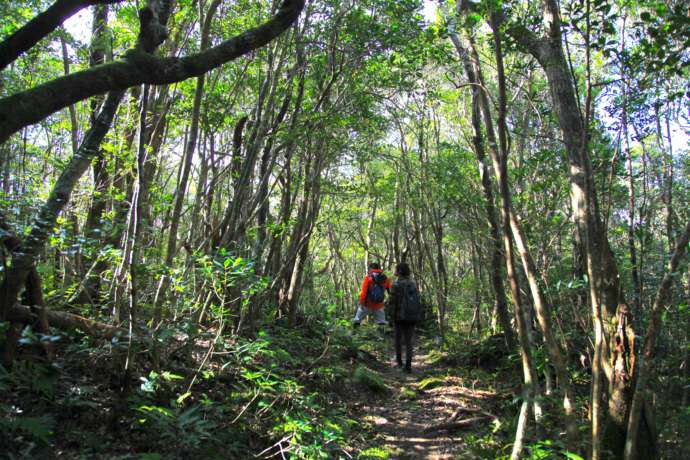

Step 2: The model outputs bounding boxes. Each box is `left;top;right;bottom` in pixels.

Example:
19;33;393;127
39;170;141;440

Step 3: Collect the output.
358;269;392;310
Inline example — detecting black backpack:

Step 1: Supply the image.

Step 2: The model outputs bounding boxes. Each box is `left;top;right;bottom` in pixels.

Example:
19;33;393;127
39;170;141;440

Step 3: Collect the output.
366;272;387;303
397;279;421;322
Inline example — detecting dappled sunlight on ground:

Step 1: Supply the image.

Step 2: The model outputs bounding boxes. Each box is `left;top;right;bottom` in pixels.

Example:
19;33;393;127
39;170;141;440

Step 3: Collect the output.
355;344;505;459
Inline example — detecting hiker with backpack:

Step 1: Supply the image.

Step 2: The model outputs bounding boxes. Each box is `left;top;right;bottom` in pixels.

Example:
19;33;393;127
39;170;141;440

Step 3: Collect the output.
388;262;420;373
353;262;392;334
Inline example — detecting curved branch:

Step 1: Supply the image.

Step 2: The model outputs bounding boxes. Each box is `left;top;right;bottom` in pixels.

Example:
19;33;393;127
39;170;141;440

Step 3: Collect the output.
0;89;125;323
0;0;123;72
0;0;305;145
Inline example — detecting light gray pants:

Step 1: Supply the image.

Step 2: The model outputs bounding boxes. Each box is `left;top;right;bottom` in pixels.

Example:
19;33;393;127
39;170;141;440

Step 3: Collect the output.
353;305;386;324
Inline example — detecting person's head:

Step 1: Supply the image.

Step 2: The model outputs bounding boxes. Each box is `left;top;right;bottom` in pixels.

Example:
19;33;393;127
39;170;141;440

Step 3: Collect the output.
395;262;411;277
368;262;381;270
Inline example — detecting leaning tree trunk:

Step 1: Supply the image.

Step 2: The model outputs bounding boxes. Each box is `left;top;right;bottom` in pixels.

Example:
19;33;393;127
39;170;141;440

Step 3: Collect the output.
447;12;542;456
506;0;646;456
278;138;326;325
466;75;515;350
623;219;690;459
0;0;304;364
486;10;579;448
0;88;125;365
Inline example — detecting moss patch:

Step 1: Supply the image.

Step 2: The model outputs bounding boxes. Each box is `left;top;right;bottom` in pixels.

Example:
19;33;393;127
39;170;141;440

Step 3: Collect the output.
397;386;417;400
359;445;404;459
353;365;389;394
418;376;446;391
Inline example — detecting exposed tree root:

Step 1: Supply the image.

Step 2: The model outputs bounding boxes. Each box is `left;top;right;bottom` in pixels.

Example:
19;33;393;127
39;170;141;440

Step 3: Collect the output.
445;405;497;423
423;415;493;434
422;405;498;435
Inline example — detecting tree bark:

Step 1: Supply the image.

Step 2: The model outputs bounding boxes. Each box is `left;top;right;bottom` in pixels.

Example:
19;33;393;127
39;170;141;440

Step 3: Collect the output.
623;219;690;459
152;0;222;327
60;36;80;155
8;304;130;340
0;0;306;145
488;8;580;445
467;69;514;350
448;8;542;448
1;0;173;363
0;89;125;326
79;3;111;303
506;1;639;456
0;0;123;71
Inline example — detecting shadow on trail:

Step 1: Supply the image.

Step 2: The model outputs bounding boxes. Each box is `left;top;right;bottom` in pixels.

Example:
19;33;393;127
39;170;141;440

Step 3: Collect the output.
352;332;507;460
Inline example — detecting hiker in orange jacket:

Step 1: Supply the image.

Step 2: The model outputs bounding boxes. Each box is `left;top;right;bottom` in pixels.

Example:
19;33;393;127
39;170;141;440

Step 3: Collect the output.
353;262;392;332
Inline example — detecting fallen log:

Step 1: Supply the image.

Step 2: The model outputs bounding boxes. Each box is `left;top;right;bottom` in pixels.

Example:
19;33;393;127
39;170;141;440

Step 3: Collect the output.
8;303;131;340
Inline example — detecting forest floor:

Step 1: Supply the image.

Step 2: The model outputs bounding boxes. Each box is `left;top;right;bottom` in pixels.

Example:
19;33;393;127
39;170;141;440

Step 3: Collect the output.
11;317;687;459
2;317;520;459
350;326;514;459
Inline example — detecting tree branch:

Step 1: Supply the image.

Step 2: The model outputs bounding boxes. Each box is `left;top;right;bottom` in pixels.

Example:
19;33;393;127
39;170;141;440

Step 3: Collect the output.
0;0;306;145
0;0;123;72
0;89;125;322
8;303;132;340
623;218;690;459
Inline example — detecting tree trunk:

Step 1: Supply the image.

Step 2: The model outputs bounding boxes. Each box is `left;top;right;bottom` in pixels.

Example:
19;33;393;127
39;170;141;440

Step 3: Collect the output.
448;9;542;447
79;3;111;303
152;0;221;328
507;1;641;456
623;219;690;459
468;76;514;350
59;36;79;155
620;39;641;310
0;88;125;365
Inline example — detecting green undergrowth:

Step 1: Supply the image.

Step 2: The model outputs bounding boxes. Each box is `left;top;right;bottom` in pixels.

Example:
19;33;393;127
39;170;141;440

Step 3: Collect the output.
0;318;398;459
353;365;388;394
5;322;647;459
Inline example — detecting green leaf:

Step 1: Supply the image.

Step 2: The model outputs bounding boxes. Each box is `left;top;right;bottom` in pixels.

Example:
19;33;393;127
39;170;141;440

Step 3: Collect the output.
563;452;585;460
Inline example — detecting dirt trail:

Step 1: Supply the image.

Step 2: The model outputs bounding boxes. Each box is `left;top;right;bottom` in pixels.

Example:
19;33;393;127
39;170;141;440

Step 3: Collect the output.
356;338;503;459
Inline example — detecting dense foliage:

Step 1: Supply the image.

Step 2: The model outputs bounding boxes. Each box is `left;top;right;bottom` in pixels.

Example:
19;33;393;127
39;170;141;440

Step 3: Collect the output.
0;0;688;458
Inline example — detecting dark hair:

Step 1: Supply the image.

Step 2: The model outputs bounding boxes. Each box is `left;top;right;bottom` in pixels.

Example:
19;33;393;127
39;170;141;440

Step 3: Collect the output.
368;262;381;270
395;262;411;277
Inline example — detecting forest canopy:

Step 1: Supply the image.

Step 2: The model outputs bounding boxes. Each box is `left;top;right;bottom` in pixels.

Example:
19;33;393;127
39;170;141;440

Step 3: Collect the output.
0;0;688;458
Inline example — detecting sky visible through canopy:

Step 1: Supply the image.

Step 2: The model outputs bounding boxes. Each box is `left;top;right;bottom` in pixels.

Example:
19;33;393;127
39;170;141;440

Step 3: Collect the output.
63;0;687;152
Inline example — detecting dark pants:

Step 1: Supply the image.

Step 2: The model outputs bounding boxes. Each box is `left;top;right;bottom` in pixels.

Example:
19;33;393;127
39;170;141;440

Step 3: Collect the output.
394;321;415;369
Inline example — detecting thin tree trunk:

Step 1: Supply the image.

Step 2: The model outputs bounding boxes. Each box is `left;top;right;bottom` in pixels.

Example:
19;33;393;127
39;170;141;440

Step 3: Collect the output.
468;74;514;350
623;219;690;459
619;18;641;310
79;3;110;303
506;1;639;455
449;11;542;441
470;241;482;338
663;104;674;252
152;0;221;328
60;36;79;154
486;8;577;440
364;189;377;271
0;88;124;365
511;400;530;460
279;144;326;325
